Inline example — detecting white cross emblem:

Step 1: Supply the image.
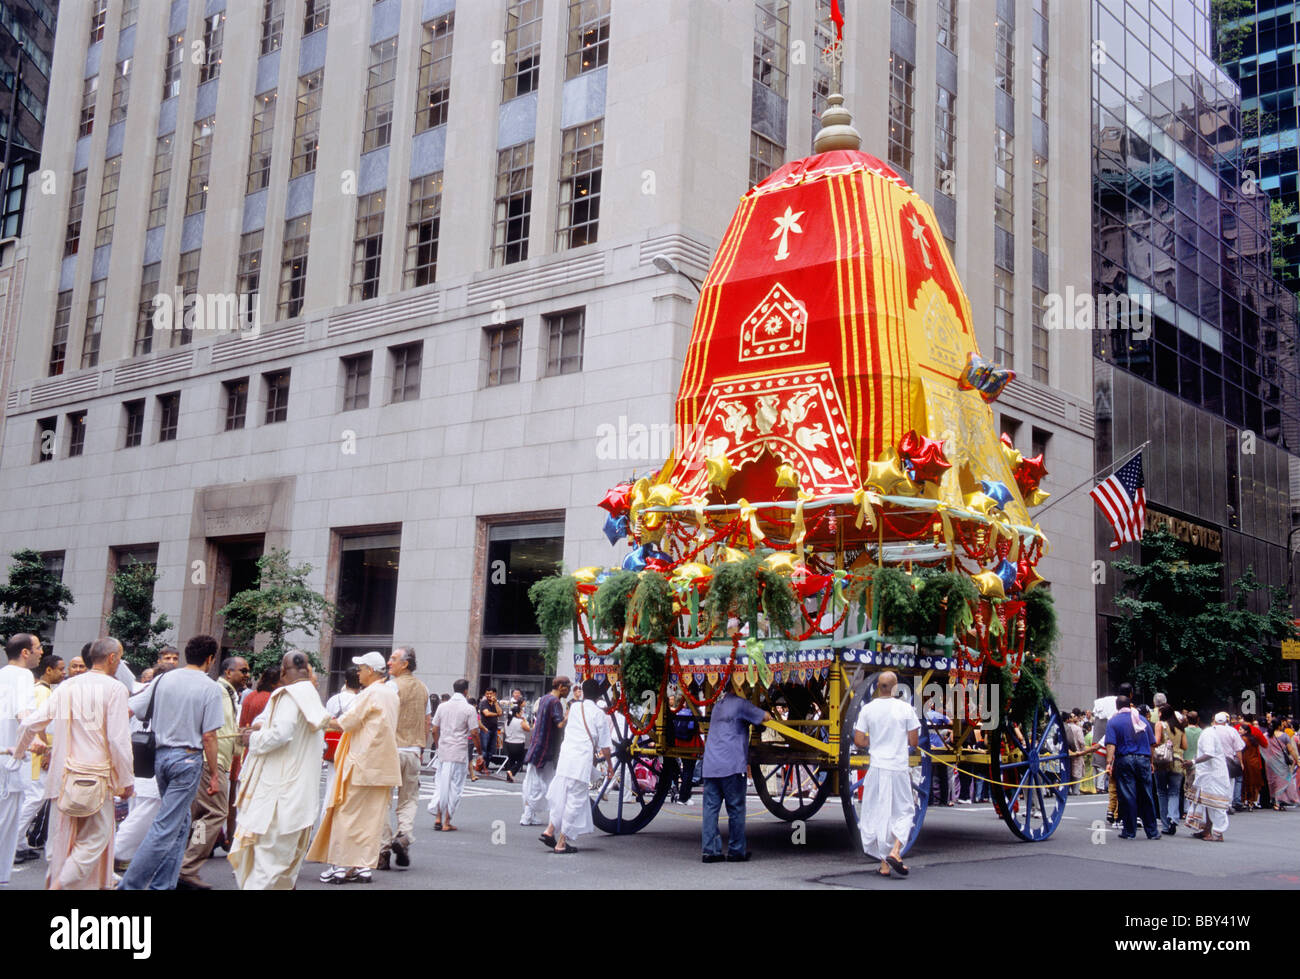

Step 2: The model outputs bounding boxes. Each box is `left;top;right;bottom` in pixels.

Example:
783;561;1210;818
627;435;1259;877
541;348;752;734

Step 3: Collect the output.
907;213;933;269
770;206;805;262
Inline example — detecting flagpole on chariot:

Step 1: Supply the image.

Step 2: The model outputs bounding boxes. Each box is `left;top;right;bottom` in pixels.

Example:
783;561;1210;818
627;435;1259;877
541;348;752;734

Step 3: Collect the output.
1027;440;1151;520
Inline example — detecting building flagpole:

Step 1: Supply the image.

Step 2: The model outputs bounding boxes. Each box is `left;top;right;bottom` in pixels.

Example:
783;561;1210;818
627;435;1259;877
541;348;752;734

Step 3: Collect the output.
1027;440;1150;520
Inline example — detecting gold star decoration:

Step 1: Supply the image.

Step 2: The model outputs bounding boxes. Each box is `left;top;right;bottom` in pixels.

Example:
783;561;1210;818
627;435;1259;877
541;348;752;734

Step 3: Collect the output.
705;453;737;491
775;464;800;489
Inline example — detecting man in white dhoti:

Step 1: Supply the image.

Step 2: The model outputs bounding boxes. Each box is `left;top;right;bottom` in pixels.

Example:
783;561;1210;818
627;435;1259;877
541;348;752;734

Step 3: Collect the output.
541;679;612;855
520;676;571;826
854;671;920;878
1186;711;1244;843
9;638;135;890
0;633;42;885
430;678;479;831
113;655;177;871
229;651;329;889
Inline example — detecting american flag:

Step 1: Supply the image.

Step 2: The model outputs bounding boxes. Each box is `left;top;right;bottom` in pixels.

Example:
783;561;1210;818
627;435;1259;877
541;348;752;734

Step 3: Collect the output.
1091;453;1146;551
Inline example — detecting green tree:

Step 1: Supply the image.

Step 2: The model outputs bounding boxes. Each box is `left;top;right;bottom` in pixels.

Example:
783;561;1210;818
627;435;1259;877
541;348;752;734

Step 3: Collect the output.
1211;0;1253;64
0;548;75;647
105;560;174;672
218;548;335;675
1270;198;1296;285
1109;529;1297;710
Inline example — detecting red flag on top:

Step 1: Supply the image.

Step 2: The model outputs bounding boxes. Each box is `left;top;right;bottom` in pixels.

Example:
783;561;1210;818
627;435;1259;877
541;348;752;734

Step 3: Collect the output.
830;0;845;39
1091;453;1146;551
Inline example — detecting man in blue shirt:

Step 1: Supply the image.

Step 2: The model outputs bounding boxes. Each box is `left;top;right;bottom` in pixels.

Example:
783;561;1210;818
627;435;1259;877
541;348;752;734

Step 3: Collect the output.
699;672;770;863
1103;694;1161;840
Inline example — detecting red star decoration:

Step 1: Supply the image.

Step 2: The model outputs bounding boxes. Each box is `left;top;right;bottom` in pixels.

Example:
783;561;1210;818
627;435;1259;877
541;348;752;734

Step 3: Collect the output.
645;557;673;573
897;430;951;484
1000;432;1016;451
598;482;633;516
1013;454;1047;496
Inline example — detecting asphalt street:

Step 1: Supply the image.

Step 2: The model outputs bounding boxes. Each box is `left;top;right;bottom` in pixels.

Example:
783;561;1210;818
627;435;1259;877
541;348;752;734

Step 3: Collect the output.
10;774;1299;890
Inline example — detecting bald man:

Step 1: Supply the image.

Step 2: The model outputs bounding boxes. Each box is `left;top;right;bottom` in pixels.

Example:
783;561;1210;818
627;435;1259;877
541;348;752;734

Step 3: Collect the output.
853;671;920;878
229;652;329;889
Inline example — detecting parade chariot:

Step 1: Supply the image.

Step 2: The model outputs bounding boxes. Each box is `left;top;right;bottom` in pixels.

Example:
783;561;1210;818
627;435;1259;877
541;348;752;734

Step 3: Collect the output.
531;96;1070;854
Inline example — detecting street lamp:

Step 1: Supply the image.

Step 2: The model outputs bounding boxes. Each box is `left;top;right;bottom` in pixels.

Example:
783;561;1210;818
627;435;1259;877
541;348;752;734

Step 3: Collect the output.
651;253;703;295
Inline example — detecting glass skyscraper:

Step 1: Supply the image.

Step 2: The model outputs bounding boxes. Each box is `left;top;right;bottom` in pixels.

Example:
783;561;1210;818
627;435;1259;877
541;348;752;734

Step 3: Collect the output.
1091;0;1298;701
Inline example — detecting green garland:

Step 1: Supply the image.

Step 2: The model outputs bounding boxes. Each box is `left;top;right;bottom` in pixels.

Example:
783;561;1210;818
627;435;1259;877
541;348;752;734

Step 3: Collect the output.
590;570;640;637
847;566;917;636
702;554;797;636
629;571;675;643
996;587;1060;726
616;643;665;705
527;574;578;672
914;570;978;638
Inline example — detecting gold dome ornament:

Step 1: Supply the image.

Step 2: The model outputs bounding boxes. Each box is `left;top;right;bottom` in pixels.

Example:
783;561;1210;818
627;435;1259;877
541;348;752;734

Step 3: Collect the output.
705;452;737;491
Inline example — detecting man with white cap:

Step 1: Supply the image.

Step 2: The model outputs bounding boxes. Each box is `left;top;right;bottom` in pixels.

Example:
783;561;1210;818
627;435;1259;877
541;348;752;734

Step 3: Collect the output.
306;651;399;884
1186;711;1244;843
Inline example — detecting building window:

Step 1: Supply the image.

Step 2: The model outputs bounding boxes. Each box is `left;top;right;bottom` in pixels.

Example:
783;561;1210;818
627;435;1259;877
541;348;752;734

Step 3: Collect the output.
994;18;1013;96
556;119;602;250
935;84;956;197
749;131;784;187
0;159;25;239
404;173;442;288
363;37;398;153
888;54;914;174
1031;426;1050;463
90;0;109;42
479;520;564;698
148;134;172;229
303;0;329;35
36;417;56;463
486;322;522;386
936;0;957;51
1032;153;1048;254
351;191;385;302
120;0;138;30
291;70;323;177
545;309;584;376
1031;287;1049;384
81;279;106;369
891;0;915;19
415;14;454;132
224;378;248;430
812;0;834;141
174;249;199;347
328;529;402;691
200;12;224;83
123;400;145;448
65;170;87;256
67;412;87;458
186;117;214;215
246;91;276;193
238;231;263;302
566;0;610;79
162;33;184;101
994;127;1014;233
79;76;98;136
1031;46;1047;120
754;1;789;97
49;291;72;376
134;262;160;356
279;216;311;318
342;353;372;411
503;0;542;101
264;370;290;424
95;156;121;247
157;392;180;442
110;60;131;125
492;141;534;267
261;0;284;55
993;265;1014;369
390;342;422;403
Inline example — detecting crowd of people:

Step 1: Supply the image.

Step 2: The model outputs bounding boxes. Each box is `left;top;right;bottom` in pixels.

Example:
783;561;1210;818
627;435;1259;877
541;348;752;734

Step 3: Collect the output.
3;627;1296;889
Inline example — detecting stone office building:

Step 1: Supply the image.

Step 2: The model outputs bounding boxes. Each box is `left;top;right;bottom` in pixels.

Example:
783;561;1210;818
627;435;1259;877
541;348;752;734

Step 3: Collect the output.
1;0;1098;707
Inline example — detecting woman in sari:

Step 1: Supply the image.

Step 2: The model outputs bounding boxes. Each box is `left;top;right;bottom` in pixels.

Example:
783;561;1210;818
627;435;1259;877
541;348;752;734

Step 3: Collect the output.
1263;717;1300;809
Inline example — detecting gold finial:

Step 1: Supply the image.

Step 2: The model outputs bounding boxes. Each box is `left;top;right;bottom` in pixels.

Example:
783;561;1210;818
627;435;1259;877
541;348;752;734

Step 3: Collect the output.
813;93;861;153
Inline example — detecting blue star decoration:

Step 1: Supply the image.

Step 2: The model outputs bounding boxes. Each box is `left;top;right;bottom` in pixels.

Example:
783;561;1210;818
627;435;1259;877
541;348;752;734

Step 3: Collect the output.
980;479;1013;510
603;513;629;545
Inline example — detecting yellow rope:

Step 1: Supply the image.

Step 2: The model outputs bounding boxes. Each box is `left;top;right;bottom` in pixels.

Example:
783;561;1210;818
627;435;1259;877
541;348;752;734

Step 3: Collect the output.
912;744;1093;790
